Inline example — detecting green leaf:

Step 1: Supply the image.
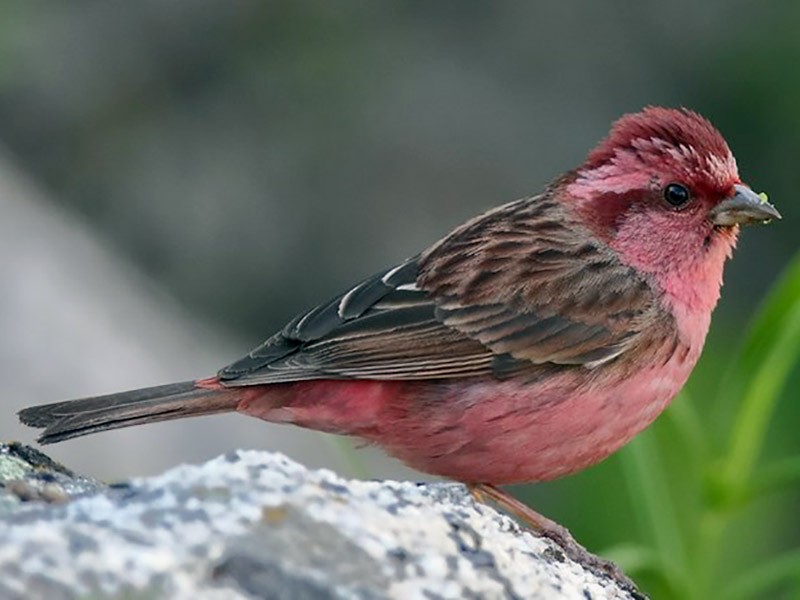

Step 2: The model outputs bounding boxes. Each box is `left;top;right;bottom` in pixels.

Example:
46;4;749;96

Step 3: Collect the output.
618;431;688;588
717;252;800;497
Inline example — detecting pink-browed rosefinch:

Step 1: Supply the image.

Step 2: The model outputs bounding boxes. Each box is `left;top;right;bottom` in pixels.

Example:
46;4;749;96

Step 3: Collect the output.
19;107;779;583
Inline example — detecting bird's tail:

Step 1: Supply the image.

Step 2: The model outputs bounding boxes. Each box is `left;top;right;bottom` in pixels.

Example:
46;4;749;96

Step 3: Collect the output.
18;380;239;444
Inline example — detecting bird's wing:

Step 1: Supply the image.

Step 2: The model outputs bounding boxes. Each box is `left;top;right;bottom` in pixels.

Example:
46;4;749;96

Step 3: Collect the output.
218;195;663;387
417;195;660;367
218;258;496;384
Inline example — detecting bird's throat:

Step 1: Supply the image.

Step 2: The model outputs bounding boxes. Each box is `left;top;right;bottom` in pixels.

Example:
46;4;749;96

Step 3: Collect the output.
612;215;737;347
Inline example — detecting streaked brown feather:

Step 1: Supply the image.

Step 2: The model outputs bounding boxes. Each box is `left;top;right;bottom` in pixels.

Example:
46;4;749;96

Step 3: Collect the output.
219;190;673;387
417;191;661;366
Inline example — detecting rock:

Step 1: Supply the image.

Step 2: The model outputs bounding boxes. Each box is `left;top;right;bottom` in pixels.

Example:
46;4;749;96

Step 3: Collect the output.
0;444;642;599
0;442;103;516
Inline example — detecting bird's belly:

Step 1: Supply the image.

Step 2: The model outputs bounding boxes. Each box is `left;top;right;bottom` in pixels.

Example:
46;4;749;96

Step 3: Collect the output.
380;356;696;484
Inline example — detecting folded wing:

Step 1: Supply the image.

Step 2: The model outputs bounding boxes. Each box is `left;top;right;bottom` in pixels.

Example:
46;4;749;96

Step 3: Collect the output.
218;194;665;387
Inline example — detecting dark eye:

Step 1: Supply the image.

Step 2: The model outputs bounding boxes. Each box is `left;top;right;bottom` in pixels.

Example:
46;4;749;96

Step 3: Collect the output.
664;183;691;207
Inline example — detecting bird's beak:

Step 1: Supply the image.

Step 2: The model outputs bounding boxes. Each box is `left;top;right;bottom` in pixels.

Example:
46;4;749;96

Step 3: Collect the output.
709;184;781;226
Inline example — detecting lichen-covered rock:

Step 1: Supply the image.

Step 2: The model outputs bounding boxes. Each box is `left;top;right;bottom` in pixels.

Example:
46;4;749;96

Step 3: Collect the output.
0;446;641;599
0;442;103;516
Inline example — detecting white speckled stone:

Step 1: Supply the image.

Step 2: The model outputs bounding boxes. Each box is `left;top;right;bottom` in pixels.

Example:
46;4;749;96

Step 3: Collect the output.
0;449;641;599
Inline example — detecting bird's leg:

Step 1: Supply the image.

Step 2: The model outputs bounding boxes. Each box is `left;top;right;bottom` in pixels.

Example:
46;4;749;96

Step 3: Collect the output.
469;483;641;597
470;483;577;548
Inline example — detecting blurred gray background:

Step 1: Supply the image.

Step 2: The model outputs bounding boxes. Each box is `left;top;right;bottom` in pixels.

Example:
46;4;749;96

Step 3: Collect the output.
1;1;797;482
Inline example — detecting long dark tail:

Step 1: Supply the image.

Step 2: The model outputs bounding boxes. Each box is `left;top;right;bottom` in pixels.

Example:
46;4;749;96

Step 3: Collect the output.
18;381;239;444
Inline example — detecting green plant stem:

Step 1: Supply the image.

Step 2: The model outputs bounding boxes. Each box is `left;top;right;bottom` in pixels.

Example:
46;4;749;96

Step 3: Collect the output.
619;433;689;595
693;508;726;599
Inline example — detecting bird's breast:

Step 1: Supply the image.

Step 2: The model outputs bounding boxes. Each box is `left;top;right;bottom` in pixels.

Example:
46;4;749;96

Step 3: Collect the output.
371;335;702;484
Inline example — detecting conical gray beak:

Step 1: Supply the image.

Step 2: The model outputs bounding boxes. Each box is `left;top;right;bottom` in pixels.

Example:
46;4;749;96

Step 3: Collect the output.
710;184;781;226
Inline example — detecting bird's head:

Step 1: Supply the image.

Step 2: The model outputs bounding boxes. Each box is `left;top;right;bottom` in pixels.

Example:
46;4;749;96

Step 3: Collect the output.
564;106;780;314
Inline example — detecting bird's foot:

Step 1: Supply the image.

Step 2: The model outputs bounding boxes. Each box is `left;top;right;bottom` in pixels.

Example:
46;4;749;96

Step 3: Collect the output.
469;483;643;599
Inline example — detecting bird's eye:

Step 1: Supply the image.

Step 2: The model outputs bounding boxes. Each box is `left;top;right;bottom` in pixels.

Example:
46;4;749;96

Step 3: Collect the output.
664;183;691;207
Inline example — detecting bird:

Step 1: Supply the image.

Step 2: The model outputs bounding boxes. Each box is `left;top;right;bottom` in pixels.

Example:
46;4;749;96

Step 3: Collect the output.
18;107;779;583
